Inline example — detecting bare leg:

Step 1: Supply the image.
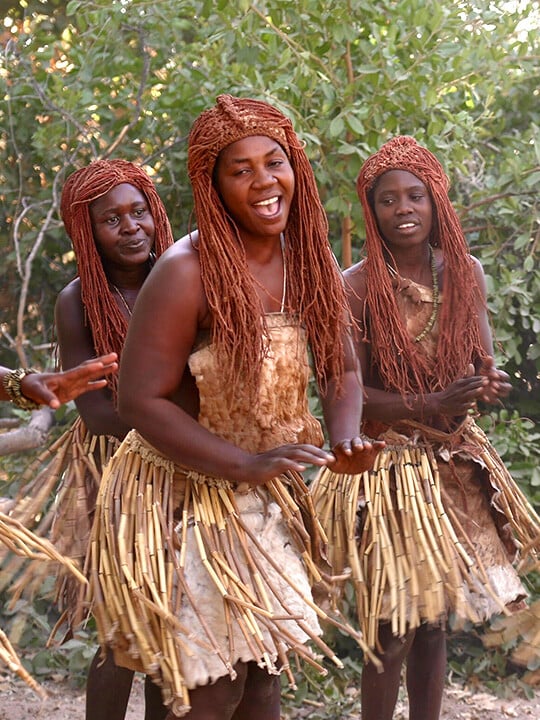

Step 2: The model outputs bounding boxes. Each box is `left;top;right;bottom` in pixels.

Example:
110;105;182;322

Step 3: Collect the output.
145;675;169;720
85;647;134;720
232;662;281;720
406;624;446;720
361;623;415;720
165;662;248;720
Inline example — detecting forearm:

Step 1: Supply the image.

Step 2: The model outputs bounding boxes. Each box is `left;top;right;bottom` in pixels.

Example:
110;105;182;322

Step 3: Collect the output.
321;370;363;446
119;397;252;483
363;386;439;424
75;392;131;440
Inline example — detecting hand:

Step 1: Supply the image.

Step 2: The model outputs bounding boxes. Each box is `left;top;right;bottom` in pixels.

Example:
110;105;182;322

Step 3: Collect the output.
435;365;487;417
478;356;511;403
236;443;336;488
21;353;118;409
326;435;385;475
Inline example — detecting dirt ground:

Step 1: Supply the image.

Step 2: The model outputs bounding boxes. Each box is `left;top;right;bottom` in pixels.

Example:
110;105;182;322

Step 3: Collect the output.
0;673;539;719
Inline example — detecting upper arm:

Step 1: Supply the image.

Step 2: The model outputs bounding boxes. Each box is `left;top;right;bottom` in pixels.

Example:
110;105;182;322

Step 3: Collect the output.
55;280;97;370
118;240;205;419
471;255;495;357
343;263;369;377
55;279;118;432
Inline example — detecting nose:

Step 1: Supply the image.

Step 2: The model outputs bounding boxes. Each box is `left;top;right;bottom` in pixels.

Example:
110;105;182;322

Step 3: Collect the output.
119;214;139;233
252;166;277;188
395;195;412;214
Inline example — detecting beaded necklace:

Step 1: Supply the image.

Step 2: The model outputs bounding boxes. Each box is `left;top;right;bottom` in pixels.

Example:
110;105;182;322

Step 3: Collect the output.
385;246;439;344
414;247;439;343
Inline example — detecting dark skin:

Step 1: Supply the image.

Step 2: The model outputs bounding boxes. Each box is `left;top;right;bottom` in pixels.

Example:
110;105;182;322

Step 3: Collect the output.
0;353;118;408
55;183;167;720
118;136;382;720
344;170;511;720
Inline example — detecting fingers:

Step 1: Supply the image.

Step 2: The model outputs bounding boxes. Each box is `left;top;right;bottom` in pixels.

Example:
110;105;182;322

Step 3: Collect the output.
327;436;386;474
91;352;118;366
465;363;475;377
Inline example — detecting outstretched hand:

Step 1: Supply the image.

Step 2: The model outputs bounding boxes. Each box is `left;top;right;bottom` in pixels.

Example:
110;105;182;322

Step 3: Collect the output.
21;353;118;409
236;443;336;489
326;435;385;475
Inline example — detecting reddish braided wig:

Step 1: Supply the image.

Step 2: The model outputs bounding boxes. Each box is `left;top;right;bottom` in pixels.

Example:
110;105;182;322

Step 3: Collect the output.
188;94;348;394
356;135;486;395
60;159;174;397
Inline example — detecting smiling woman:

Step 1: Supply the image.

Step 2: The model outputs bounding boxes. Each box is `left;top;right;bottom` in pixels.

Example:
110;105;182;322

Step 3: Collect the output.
88;95;382;720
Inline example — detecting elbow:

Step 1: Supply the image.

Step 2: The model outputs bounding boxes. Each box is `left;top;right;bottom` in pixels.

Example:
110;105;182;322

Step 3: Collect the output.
118;393;140;429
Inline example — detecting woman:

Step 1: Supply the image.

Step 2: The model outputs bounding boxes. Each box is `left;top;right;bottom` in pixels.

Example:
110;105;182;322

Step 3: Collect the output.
312;136;540;720
10;159;173;720
90;95;381;720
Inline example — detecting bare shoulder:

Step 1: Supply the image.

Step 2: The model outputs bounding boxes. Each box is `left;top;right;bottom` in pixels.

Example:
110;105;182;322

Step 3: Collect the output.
151;231;201;279
343;259;368;298
56;277;82;309
137;230;208;323
55;278;85;328
469;254;485;274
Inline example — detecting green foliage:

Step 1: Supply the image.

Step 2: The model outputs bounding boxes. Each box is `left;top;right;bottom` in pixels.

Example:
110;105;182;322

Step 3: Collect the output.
281;656;364;718
477;409;540;507
1;0;539;696
447;625;538;699
0;580;97;687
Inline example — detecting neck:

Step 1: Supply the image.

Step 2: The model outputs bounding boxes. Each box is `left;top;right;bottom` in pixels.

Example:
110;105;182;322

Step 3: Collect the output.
386;244;433;285
105;263;150;291
243;235;283;265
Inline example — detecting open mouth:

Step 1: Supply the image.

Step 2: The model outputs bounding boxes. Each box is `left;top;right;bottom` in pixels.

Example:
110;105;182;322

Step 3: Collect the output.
253;196;281;216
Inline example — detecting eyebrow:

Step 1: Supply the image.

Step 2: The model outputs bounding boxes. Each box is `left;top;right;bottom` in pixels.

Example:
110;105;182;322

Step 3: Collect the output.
95;199;147;213
377;184;426;194
228;142;284;165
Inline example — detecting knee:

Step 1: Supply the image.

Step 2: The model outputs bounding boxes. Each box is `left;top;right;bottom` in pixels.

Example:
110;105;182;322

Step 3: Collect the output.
245;671;280;704
377;628;415;666
414;624;446;651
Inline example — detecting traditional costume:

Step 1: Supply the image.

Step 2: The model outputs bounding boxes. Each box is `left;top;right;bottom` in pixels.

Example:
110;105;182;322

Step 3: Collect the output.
90;315;364;715
89;95;362;716
311;136;540;651
4;160;173;634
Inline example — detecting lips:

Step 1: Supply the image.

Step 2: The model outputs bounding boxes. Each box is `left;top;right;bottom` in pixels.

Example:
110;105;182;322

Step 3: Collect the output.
253;196;281;217
121;238;148;250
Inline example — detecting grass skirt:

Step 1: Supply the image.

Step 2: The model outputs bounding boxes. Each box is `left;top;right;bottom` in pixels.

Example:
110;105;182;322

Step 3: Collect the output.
0;512;87;697
2;417;118;633
311;417;540;649
89;430;368;716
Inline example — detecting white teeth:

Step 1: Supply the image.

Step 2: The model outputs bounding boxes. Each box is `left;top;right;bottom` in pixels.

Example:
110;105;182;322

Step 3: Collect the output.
255;196;278;206
398;223;415;228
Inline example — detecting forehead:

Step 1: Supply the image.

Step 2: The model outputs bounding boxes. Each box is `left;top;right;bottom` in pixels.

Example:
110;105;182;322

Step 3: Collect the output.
374;169;426;193
89;183;145;215
218;135;285;165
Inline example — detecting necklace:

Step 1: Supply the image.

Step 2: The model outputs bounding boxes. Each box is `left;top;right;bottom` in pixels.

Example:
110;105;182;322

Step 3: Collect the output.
250;234;287;312
414;247;439;343
279;233;287;313
111;283;133;317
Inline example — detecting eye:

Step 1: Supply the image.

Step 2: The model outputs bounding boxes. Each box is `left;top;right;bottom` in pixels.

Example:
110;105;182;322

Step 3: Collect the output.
269;159;284;168
133;207;146;217
106;215;119;225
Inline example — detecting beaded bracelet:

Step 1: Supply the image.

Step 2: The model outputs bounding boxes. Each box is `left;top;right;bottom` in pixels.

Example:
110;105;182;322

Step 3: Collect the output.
2;368;41;411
